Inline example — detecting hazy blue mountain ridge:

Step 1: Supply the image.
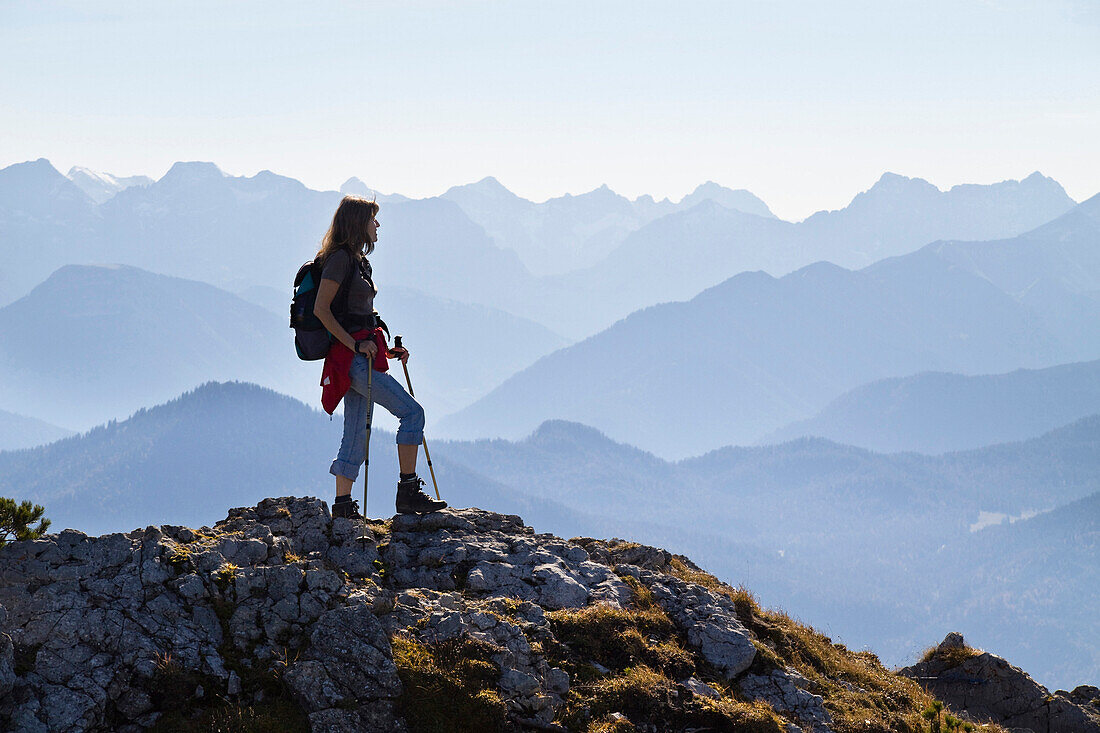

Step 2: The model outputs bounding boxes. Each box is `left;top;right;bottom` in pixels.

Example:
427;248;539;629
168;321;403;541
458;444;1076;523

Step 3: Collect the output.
1;159;1078;340
0;264;305;430
441;197;1100;456
802;171;1074;260
0;159;99;305
550;171;1078;328
439;177;775;276
0;408;75;451
766;358;1100;452
95;162;341;295
924;191;1100;299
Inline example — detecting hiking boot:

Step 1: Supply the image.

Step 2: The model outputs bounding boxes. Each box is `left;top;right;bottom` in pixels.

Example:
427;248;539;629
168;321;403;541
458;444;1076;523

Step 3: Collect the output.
396;477;447;514
331;497;362;520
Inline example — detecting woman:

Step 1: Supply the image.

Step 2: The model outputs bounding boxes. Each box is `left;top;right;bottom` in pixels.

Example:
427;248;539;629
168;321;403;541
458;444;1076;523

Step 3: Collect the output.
312;195;447;518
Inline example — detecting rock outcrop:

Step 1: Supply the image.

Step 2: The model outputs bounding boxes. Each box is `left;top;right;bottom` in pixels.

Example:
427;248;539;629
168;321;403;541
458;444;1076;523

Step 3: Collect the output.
0;497;986;732
901;632;1100;733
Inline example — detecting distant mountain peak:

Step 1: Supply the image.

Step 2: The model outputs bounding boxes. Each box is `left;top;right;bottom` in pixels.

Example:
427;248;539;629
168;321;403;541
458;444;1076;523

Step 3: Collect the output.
691;180;728;195
527;419;612;443
576;183;624;201
868;171;939;192
443;176;523;202
2;157;66;183
1015;171;1071;197
341;176;374;196
0;158;94;209
467;176;508;192
679;181;775;219
248;169;307;192
27;157;60;172
158;161;226;185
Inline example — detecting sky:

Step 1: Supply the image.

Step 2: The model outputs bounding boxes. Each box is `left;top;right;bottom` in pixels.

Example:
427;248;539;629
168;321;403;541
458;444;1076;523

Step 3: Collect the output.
2;0;1098;221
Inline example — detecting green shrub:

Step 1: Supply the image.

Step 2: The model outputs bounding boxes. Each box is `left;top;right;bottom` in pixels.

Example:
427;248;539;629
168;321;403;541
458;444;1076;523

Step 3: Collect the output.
0;497;50;547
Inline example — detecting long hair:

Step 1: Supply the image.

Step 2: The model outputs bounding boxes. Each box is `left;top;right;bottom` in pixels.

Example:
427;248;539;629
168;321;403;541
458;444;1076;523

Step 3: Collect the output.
316;195;379;264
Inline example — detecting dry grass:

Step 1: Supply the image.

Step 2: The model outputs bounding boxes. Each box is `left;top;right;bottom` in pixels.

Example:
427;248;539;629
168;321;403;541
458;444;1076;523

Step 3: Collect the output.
390;635;507;733
557;666;787;733
668;557;725;591
150;700;308;733
618;574;658;611
546;603;691;680
920;643;983;668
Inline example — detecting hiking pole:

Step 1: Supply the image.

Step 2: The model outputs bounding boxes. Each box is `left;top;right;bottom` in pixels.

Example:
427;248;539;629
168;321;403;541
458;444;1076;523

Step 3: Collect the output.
360;351;374;542
392;335;441;501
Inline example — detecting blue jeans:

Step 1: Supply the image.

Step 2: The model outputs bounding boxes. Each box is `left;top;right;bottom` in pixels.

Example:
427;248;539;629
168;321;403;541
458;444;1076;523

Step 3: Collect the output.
329;354;425;481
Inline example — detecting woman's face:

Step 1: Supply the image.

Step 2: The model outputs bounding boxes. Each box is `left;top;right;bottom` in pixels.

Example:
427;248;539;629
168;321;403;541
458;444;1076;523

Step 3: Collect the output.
367;216;380;245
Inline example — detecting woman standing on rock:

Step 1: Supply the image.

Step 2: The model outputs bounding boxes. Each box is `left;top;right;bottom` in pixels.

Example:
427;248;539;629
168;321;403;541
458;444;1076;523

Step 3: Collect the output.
312;195;447;519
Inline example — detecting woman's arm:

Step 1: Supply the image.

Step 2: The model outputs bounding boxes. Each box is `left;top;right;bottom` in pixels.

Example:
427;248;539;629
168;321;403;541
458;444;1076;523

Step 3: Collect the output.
314;278;375;356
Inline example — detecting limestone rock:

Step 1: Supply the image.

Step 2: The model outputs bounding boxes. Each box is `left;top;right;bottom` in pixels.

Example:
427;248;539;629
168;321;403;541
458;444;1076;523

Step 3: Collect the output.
739;667;833;732
283;601;403;729
630;566;756;678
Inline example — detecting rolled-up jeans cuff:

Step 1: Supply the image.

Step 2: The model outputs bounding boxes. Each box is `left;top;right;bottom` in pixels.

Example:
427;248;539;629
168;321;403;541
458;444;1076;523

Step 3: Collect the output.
395;429;423;446
329;459;360;480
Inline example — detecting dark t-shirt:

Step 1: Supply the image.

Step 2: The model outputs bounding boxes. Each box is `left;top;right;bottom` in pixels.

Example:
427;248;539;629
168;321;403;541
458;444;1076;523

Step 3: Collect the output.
320;249;376;320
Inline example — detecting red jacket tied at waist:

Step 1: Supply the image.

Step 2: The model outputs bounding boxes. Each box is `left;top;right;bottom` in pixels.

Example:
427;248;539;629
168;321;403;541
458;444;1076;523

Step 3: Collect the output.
321;328;388;415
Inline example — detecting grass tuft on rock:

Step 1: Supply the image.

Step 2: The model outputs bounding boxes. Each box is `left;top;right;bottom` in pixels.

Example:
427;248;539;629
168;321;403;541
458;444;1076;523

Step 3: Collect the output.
390;635;507;733
558;666;786;733
546;603;695;680
919;643;983;668
150;699;308;733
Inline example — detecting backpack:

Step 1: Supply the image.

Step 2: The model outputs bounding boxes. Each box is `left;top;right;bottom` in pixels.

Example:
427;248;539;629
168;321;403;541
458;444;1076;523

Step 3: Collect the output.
290;255;355;360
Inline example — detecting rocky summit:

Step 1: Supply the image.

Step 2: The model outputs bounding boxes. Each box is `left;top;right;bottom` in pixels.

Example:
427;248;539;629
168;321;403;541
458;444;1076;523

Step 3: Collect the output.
900;633;1100;733
0;497;1030;732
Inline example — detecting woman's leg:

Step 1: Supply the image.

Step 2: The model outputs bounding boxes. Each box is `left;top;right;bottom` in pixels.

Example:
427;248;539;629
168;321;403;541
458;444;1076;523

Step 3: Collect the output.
335;360;442;513
335;474;353;499
397;443;419;475
367;370;426;459
329;355;374;493
368;369;446;512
